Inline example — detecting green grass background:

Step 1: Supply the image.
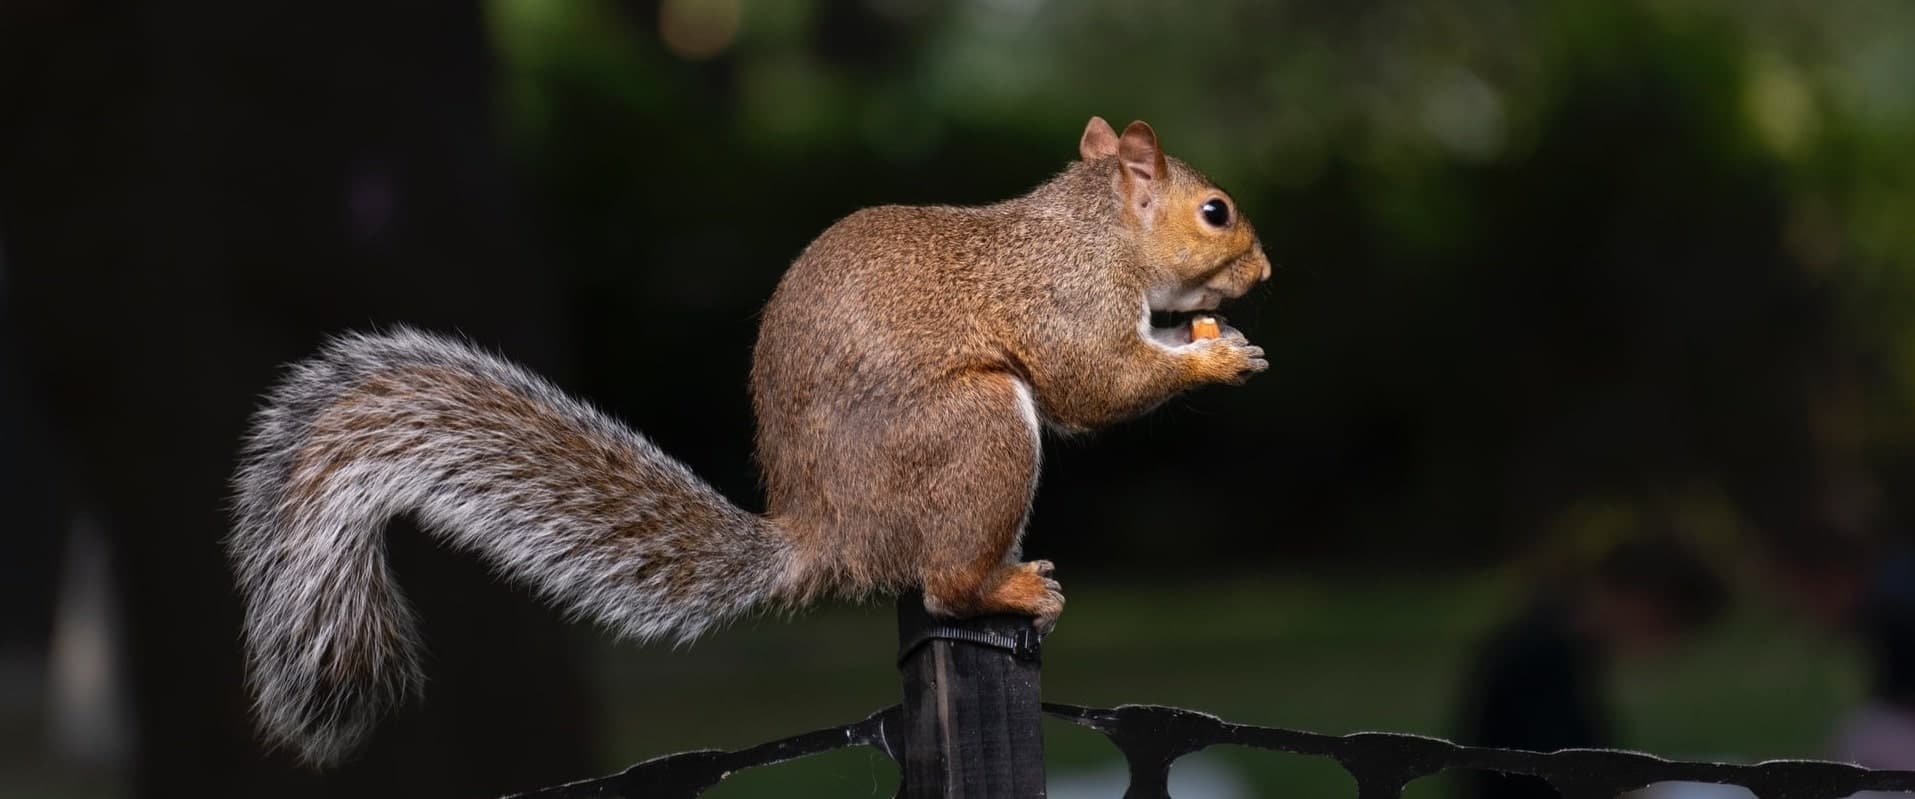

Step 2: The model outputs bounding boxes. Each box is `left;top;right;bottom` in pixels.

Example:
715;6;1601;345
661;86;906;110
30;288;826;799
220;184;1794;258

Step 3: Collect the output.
593;574;1865;797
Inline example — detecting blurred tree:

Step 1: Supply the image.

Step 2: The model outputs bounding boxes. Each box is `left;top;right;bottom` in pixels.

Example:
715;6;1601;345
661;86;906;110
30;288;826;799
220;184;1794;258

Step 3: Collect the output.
481;0;1915;568
1;1;598;797
4;0;1915;789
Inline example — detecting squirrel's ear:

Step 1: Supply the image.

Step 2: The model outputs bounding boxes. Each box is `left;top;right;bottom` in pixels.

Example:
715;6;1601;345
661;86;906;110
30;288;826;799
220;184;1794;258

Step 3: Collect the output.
1079;116;1119;160
1117;120;1166;184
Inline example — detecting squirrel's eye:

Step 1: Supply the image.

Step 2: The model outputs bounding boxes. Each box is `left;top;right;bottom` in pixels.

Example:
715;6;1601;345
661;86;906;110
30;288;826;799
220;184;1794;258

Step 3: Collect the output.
1200;198;1231;228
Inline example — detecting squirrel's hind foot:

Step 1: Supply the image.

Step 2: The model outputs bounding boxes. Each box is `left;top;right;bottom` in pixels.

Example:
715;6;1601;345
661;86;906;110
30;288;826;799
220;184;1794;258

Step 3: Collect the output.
925;560;1064;636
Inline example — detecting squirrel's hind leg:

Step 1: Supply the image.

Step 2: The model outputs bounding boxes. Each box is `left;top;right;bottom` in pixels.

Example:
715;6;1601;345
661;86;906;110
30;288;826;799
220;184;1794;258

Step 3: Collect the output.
905;372;1063;632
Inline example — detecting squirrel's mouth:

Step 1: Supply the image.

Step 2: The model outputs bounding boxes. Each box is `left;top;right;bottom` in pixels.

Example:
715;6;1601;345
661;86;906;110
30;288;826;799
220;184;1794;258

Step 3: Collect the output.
1149;308;1204;329
1141;248;1268;347
1145;295;1226;348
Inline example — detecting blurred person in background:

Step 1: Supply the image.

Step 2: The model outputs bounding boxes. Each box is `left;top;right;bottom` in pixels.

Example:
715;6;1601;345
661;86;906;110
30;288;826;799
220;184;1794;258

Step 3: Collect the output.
1454;536;1730;799
1834;551;1915;790
1760;527;1915;797
1782;533;1915;785
1759;530;1915;772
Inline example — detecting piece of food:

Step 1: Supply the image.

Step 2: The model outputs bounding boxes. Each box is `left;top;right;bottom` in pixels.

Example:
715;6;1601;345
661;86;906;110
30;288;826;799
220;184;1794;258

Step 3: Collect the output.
1189;315;1221;341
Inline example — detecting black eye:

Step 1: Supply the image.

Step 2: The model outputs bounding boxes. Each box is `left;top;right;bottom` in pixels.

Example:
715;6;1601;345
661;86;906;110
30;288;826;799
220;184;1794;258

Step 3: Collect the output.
1200;198;1231;227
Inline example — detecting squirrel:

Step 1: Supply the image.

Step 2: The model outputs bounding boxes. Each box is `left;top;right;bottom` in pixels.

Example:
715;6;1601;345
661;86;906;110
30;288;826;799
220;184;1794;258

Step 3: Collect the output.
226;117;1271;765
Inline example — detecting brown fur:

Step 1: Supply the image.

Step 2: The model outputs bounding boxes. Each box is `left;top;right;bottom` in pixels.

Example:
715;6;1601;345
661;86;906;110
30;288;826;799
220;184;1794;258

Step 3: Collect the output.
225;119;1268;762
752;118;1269;628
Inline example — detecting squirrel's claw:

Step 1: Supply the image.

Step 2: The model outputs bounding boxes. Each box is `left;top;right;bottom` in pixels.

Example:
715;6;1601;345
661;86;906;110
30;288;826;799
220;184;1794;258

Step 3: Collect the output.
1193;334;1268;385
1032;585;1064;636
1023;560;1064;635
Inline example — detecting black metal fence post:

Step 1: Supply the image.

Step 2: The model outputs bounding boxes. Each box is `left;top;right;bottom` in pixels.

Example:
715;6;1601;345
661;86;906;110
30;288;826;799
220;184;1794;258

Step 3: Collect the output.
895;591;1047;798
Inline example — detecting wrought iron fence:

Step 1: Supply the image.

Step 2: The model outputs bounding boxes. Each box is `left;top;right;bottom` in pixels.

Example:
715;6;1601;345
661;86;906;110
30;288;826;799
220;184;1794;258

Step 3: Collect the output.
506;595;1915;799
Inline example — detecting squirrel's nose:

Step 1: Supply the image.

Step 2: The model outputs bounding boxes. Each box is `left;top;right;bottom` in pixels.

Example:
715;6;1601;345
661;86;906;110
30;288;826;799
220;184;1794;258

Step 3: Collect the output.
1251;240;1271;282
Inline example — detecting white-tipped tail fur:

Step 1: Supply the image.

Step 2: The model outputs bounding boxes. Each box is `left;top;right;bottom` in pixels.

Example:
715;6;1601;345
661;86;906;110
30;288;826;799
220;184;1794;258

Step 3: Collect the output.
227;328;788;765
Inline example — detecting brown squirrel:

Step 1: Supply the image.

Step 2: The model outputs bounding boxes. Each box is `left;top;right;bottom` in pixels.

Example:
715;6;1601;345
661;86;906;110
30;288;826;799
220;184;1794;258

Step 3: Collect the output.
227;117;1270;765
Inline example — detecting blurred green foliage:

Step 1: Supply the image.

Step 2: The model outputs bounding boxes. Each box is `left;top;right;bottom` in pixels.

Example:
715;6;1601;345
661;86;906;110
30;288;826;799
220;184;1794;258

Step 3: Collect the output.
479;0;1915;572
472;7;1913;786
594;576;1861;797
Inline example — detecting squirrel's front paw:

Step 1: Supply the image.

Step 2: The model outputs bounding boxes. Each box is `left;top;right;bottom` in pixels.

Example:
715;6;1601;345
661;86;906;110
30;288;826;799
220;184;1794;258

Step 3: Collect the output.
1193;328;1268;385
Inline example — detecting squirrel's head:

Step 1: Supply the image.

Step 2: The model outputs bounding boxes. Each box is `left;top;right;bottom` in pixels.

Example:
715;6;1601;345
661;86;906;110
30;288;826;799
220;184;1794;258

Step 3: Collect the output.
1079;116;1271;314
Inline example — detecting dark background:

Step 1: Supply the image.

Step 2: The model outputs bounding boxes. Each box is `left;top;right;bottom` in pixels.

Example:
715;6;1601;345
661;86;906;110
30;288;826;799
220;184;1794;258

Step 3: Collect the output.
3;0;1913;797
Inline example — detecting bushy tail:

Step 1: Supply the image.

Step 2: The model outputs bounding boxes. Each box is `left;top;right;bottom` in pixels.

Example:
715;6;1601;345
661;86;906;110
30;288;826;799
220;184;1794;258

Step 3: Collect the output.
227;328;789;765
